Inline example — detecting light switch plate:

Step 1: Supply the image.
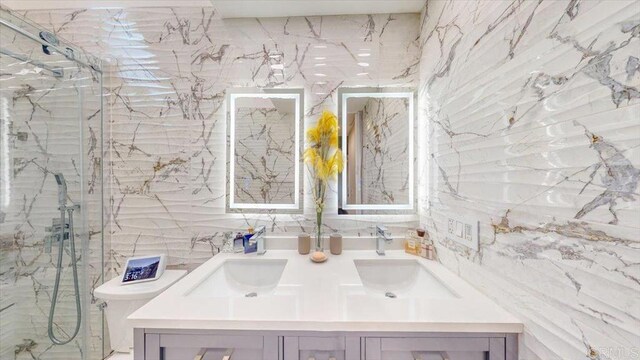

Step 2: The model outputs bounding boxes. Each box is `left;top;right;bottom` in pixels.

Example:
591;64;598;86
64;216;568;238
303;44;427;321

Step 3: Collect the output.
446;214;479;251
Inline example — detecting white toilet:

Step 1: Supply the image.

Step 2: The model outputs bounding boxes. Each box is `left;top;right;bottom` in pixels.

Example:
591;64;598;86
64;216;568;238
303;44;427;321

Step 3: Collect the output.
94;270;187;353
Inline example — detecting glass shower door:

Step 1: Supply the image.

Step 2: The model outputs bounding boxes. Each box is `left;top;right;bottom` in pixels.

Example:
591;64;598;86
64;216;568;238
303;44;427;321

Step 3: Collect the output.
0;13;100;359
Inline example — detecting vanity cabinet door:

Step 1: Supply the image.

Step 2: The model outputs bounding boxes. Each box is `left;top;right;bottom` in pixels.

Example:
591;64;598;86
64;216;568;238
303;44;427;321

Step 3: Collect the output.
365;337;502;360
158;333;279;360
284;336;361;360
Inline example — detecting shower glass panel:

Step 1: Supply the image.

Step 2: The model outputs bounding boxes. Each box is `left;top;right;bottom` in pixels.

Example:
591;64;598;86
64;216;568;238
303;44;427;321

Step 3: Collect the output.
0;8;104;360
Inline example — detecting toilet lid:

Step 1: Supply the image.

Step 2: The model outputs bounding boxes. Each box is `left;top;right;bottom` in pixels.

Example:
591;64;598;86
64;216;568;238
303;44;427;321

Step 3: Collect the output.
94;269;187;300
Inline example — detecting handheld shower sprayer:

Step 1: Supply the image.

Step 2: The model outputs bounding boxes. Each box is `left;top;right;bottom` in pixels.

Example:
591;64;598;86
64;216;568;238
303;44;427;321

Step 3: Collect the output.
47;172;81;345
54;173;67;208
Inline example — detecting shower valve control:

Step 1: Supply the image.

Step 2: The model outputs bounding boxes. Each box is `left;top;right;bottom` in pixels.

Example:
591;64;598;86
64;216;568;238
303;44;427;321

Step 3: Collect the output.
44;218;71;253
45;217;70;236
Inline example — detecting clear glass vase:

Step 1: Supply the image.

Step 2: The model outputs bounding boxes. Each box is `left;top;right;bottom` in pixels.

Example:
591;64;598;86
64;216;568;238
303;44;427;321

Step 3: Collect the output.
314;207;327;252
314;224;324;252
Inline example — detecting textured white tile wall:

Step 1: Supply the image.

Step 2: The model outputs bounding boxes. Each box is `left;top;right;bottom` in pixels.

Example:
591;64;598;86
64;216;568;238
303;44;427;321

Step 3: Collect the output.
418;0;640;359
22;7;421;274
233;107;296;205
360;97;411;205
15;2;638;359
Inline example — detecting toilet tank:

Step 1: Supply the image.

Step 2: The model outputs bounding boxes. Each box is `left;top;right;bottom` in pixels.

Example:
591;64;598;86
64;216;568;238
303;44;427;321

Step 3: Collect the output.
94;270;187;353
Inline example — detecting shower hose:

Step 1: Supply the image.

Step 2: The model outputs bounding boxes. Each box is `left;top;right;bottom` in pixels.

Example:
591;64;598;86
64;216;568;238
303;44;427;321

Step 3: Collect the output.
48;205;82;345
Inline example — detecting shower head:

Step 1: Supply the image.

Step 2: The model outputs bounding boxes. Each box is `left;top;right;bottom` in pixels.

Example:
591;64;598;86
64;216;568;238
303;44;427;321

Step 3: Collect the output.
54;173;67;207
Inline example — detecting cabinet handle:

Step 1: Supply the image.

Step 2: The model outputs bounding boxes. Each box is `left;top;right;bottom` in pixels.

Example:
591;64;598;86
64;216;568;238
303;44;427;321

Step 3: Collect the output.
411;351;450;360
308;353;336;360
194;348;234;360
194;348;207;360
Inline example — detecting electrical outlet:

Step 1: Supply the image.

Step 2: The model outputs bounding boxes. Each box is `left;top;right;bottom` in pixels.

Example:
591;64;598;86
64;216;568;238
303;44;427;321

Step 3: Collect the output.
447;219;455;234
445;214;479;251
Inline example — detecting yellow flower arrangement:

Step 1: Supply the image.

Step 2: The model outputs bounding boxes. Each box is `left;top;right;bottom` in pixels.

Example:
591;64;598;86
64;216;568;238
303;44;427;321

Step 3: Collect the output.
304;110;343;255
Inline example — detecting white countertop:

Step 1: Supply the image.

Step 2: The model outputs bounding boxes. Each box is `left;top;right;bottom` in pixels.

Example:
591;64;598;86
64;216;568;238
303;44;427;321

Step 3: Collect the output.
128;250;523;333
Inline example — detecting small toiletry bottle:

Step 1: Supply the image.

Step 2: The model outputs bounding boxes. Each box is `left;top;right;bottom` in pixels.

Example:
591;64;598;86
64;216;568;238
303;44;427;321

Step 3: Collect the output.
233;232;244;253
330;233;342;255
405;230;418;255
243;227;255;249
416;228;427;258
298;233;311;255
244;226;255;249
422;230;435;260
244;235;257;254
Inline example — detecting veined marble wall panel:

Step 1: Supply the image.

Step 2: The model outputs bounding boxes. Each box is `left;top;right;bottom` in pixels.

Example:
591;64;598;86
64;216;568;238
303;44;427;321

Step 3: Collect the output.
418;0;639;359
23;8;421;279
234;107;296;205
360;97;410;205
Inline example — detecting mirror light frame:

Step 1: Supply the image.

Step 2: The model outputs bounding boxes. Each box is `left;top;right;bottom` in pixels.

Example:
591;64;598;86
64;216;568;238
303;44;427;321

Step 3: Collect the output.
339;88;415;212
227;89;303;212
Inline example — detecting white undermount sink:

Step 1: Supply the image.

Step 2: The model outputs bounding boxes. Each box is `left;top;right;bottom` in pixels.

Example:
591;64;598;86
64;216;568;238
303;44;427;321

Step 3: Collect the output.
353;259;458;299
186;258;287;298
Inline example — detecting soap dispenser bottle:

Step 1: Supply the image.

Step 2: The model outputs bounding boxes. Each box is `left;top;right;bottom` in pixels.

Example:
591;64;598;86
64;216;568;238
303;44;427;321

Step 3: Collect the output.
233;232;244;253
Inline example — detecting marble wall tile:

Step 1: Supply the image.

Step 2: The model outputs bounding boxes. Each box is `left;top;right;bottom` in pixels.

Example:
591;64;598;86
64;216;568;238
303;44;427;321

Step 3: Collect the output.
233;106;296;206
360;97;411;205
418;0;639;359
6;1;638;360
21;7;421;282
8;1;639;360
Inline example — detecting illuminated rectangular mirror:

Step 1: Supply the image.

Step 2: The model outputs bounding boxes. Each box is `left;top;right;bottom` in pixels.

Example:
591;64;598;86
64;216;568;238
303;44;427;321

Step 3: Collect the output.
227;89;303;212
338;88;415;214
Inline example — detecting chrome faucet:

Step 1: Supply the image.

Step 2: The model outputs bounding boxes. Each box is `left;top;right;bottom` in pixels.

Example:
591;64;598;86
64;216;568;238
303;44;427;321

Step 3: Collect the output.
376;225;393;256
250;225;267;255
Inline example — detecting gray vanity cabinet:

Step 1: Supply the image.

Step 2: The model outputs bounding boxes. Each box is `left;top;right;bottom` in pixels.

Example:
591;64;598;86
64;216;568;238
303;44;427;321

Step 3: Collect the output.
135;330;517;360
